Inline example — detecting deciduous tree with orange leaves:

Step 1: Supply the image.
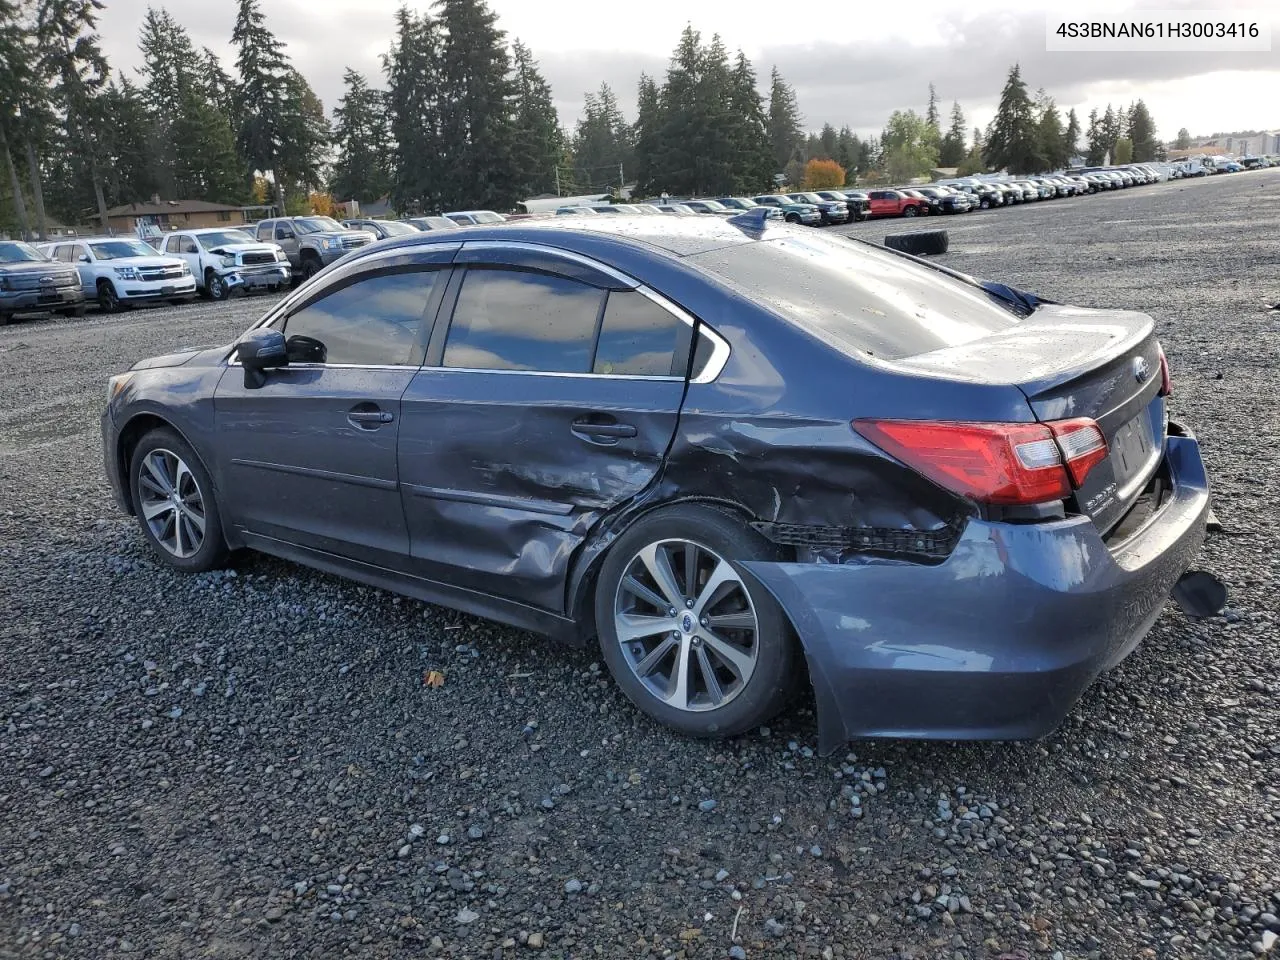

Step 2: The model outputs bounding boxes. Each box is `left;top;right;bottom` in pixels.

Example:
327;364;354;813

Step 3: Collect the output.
801;158;845;189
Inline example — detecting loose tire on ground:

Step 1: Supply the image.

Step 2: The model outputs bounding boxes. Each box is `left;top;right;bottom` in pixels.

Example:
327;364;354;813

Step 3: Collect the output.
594;503;799;739
884;230;949;256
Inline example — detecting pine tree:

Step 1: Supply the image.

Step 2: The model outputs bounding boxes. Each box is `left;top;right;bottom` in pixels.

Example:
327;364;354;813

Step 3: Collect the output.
1174;127;1192;150
1034;89;1065;172
984;65;1040;174
632;73;662;196
98;76;156;204
1085;108;1106;165
817;122;837;160
275;67;329;197
1099;104;1122;161
766;66;802;172
434;0;517;211
172;84;243;202
509;40;561;199
726;51;772;193
330;68;391;204
1063;108;1081;161
1126;99;1158;162
383;5;441;213
573;84;630;192
938;101;966;167
924;82;941;153
0;0;35;237
232;0;293;209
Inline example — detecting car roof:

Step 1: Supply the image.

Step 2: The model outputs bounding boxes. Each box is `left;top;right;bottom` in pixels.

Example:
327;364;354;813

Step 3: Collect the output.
341;215;778;261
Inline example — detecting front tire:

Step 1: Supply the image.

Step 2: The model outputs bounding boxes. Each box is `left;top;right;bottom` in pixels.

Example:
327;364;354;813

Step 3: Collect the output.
206;271;230;301
129;427;228;573
902;206;918;217
595;505;798;739
97;280;121;314
301;256;323;280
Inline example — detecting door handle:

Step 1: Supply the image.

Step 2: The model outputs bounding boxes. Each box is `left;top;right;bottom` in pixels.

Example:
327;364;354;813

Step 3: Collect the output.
571;417;637;440
347;407;394;428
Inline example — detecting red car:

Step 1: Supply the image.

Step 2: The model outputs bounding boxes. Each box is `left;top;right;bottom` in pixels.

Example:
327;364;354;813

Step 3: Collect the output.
866;189;927;218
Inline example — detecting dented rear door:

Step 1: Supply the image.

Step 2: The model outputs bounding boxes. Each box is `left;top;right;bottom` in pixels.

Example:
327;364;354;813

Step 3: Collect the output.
397;250;690;613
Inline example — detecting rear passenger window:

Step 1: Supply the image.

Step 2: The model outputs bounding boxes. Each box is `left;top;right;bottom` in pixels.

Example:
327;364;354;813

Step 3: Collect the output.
443;268;605;373
281;268;439;366
593;291;684;376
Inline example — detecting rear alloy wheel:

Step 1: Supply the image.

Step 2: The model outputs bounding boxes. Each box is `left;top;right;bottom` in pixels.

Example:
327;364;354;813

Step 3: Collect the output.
596;506;797;738
97;280;121;314
129;428;228;572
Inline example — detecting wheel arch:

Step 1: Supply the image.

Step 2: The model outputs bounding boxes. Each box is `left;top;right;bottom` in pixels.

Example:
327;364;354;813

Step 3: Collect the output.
114;412;205;516
565;495;793;647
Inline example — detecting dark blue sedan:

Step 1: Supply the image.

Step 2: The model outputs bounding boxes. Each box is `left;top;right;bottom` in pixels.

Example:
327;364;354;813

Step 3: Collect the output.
101;215;1211;752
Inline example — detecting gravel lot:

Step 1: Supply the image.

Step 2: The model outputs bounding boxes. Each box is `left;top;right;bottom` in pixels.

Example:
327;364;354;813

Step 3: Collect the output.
2;171;1279;960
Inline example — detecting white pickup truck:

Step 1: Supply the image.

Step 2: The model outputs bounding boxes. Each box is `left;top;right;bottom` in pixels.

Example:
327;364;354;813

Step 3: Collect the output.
39;236;197;313
157;228;291;300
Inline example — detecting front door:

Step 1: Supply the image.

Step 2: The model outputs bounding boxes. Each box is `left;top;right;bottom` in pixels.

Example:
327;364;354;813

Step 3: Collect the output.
398;249;691;612
213;257;451;567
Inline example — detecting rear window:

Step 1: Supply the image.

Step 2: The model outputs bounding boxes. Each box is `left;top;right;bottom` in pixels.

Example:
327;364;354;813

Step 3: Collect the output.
688;233;1022;361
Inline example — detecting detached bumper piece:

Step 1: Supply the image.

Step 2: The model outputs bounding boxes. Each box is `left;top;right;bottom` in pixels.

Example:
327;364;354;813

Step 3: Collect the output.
224;265;291;292
744;428;1210;754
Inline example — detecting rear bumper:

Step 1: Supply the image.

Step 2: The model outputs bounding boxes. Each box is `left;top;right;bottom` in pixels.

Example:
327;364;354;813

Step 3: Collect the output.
744;427;1210;753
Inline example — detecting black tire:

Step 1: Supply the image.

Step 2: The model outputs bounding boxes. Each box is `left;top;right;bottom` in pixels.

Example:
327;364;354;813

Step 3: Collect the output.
884;230;949;256
301;256;323;280
97;279;121;314
129;427;229;573
595;504;799;739
784;213;799;224
979;198;991;209
206;270;230;301
902;205;918;217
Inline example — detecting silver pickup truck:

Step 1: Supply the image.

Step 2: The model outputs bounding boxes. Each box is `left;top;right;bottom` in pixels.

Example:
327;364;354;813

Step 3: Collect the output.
254;217;375;280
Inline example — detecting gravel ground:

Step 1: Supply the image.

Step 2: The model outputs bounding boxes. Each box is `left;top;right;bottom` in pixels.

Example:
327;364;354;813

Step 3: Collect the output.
2;171;1279;960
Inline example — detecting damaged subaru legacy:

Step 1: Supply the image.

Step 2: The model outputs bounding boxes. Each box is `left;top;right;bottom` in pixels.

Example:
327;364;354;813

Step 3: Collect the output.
101;215;1213;753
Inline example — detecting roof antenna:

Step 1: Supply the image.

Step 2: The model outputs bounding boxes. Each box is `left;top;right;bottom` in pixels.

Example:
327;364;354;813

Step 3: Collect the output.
727;207;773;235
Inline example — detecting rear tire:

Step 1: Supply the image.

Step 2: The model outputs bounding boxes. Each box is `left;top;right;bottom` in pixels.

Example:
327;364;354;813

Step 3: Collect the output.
884;230;949;256
595;504;798;739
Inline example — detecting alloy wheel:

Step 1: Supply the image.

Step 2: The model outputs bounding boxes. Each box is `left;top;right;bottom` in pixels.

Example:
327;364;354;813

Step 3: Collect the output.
136;448;207;559
208;274;227;300
613;539;759;713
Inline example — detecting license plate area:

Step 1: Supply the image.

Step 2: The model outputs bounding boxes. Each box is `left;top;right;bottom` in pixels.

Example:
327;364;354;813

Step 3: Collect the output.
1111;412;1155;487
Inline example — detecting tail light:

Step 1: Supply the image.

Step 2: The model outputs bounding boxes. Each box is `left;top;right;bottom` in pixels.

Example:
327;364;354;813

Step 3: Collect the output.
853;418;1110;506
1157;345;1172;396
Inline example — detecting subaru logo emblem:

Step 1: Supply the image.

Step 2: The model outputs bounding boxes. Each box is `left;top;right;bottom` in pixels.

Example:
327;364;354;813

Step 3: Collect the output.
1132;356;1151;383
681;614;694;633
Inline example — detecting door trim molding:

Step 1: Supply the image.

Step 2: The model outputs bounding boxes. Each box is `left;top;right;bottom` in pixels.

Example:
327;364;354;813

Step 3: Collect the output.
403;481;574;516
230;457;398;491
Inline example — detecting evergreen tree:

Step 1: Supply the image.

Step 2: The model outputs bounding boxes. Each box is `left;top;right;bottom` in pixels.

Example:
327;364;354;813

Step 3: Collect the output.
172;83;243;201
632;72;662;196
938;101;966;167
0;0;35;237
835;125;857;172
573;83;630;192
232;0;293;208
1063;108;1081;160
509;40;561;199
330;68;391;204
1174;127;1192;149
382;5;441;213
924;82;941;153
1113;137;1133;164
1126;99;1158;162
275;67;329;197
1034;88;1065;172
97;76;156;204
1099;103;1123;160
766;66;802;171
959;126;986;175
434;0;516;211
726;51;772;193
984;64;1040;174
818;122;837;160
1085;107;1106;165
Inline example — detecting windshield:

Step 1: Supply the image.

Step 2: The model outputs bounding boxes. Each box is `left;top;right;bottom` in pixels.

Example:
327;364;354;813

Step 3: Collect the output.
694;200;727;211
89;239;156;260
373;220;417;236
663;204;695;214
0;241;48;263
295;217;343;233
689;232;1022;362
473;211;505;224
759;195;792;205
793;193;824;203
197;230;255;249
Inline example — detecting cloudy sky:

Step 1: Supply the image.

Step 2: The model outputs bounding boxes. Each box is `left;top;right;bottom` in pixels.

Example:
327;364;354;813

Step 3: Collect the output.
94;0;1279;140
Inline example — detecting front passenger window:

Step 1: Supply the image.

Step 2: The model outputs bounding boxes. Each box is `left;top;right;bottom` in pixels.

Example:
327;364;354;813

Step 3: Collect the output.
280;268;440;366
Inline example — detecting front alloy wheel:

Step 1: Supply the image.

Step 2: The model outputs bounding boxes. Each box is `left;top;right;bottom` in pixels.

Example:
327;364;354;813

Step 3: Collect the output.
207;272;229;301
614;539;759;712
136;448;207;559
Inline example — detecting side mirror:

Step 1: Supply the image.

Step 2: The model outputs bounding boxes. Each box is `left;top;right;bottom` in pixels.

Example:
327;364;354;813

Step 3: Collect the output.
235;328;288;389
78;253;91;263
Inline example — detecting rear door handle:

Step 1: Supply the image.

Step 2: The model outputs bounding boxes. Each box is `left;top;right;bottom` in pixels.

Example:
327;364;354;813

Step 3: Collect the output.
571;417;637;441
347;406;394;428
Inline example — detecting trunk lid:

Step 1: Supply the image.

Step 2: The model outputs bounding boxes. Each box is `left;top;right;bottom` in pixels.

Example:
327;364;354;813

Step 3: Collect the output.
893;304;1166;533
